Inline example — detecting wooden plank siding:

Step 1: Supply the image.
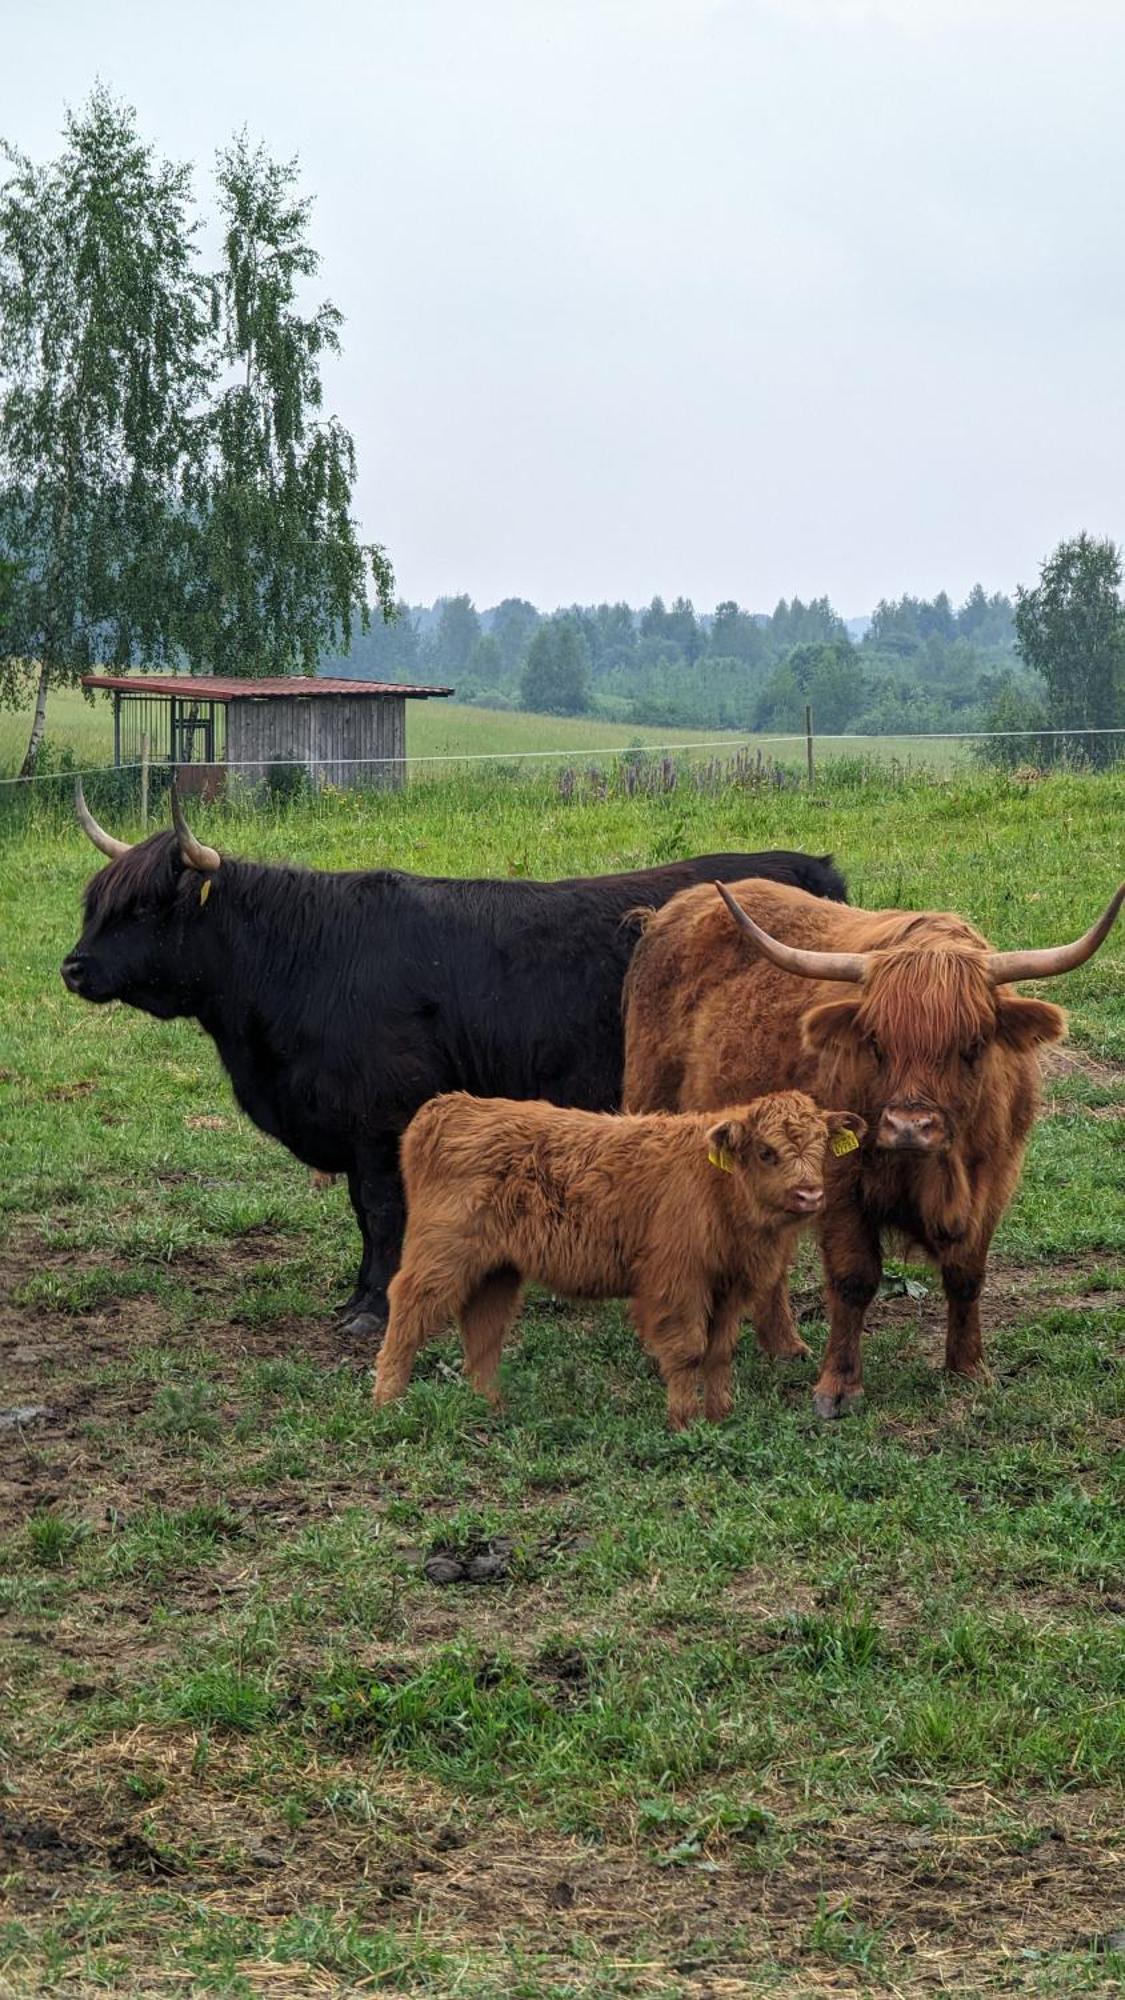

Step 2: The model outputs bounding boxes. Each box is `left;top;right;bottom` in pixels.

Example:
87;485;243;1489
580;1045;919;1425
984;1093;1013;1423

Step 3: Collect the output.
226;694;406;790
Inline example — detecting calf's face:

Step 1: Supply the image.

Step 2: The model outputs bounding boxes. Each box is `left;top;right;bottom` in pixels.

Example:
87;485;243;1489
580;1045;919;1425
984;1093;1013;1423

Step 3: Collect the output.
706;1091;866;1217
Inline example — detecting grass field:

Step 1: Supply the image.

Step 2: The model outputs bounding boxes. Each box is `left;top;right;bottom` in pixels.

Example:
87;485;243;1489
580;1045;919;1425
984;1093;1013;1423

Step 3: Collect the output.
0;681;970;782
1;765;1124;1996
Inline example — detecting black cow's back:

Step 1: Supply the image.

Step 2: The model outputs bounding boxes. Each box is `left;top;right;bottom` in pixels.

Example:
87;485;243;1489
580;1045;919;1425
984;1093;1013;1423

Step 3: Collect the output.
547;849;848;905
311;849;846;1121
206;846;846;1171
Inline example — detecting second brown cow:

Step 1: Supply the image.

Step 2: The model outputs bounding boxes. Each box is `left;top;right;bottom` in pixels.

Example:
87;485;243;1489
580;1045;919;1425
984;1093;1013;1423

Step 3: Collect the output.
372;1089;864;1428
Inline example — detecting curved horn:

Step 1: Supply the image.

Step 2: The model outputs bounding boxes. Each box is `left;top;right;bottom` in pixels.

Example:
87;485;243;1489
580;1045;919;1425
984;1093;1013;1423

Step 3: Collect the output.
171;783;221;874
714;882;867;983
986;883;1125;986
74;778;132;860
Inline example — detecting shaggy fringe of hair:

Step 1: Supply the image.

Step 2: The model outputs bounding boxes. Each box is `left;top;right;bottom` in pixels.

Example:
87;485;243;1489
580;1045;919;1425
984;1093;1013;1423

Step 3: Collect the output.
83;833;187;916
857;944;998;1054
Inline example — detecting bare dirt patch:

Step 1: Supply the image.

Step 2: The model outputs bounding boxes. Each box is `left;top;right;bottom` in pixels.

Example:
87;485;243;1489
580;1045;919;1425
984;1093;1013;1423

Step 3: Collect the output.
1041;1043;1125;1116
0;1232;369;1544
1;1738;1122;1992
791;1255;1124;1370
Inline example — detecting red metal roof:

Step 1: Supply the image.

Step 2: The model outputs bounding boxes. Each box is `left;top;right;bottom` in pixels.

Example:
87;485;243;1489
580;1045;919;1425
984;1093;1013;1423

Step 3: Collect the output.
81;673;453;701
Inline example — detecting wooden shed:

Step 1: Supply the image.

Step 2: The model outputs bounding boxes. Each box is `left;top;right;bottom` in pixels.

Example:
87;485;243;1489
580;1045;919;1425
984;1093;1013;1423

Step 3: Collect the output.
81;673;454;794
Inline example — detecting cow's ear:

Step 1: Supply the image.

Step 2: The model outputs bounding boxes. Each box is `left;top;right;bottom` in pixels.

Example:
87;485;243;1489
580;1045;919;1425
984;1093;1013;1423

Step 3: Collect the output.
995;996;1066;1052
802;998;862;1054
706;1117;744;1163
823;1110;867;1141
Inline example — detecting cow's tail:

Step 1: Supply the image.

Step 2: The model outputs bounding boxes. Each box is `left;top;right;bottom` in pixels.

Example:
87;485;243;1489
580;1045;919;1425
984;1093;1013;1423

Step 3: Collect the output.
620;903;663;1023
812;854;849;904
622;901;660;938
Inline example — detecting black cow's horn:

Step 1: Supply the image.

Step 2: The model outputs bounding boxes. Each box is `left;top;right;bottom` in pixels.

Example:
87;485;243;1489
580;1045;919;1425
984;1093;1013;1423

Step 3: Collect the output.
986;883;1125;986
74;779;132;860
171;784;221;874
714;883;866;982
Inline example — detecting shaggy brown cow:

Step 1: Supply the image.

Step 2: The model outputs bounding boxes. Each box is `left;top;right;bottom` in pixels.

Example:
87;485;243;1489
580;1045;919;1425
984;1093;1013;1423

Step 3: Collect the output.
622;877;1125;1417
372;1089;865;1428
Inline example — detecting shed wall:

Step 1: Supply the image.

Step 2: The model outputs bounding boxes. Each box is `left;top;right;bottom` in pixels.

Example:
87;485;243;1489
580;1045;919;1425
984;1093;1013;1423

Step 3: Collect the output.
312;695;405;789
225;696;406;791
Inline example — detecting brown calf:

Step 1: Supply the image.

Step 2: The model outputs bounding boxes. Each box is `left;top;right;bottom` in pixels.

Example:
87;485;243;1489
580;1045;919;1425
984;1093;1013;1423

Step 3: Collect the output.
372;1089;864;1428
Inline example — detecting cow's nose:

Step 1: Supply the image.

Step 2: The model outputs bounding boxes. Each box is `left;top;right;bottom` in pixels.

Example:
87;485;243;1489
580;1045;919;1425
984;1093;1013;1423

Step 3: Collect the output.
877;1106;946;1152
786;1184;824;1214
60;956;85;993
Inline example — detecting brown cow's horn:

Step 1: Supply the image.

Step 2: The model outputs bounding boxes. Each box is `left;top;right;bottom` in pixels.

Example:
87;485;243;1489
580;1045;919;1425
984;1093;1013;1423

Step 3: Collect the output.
74;779;132;860
714;882;867;982
986;883;1125;985
171;783;221;874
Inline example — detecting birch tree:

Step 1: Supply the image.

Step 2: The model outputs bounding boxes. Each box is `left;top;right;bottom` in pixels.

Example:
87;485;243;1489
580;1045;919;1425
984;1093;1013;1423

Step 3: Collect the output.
0;87;205;774
184;137;393;678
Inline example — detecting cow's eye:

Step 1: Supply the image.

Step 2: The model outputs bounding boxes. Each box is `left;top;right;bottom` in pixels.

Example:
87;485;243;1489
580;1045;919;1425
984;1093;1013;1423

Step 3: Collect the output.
868;1037;884;1063
962;1041;984;1067
757;1144;779;1166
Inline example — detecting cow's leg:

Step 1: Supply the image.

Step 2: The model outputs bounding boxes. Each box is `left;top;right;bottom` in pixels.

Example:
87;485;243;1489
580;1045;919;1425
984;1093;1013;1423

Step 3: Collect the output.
343;1140;406;1337
633;1296;709;1431
940;1253;989;1381
700;1289;745;1424
372;1261;458;1405
814;1208;883;1419
459;1266;523;1408
750;1269;811;1360
340;1171;376;1318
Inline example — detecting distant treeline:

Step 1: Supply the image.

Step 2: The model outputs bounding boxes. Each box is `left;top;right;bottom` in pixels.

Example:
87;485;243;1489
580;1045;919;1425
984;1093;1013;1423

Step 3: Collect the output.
320;585;1040;738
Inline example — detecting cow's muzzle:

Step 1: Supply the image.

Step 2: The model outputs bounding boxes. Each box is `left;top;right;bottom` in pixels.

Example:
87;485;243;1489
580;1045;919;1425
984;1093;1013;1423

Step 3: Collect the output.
784;1184;825;1215
876;1105;948;1153
60;954;93;997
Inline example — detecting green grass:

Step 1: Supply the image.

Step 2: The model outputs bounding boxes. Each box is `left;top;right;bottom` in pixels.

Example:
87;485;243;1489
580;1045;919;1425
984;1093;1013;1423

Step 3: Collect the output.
1;763;1124;1995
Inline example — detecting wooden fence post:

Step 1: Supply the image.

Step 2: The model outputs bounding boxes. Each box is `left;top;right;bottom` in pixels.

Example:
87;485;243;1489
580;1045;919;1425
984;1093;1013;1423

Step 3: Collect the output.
805;704;815;787
140;731;150;831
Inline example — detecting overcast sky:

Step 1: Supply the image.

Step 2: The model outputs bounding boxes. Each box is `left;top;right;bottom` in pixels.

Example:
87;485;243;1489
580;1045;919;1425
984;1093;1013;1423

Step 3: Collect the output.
6;1;1124;615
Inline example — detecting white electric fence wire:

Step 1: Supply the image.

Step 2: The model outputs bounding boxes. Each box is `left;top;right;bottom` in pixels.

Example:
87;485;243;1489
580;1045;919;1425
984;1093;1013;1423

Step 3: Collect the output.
4;726;1125;787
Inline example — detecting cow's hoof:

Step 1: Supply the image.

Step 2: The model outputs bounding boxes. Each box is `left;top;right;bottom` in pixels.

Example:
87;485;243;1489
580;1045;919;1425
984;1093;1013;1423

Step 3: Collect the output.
767;1335;812;1361
812;1386;864;1420
342;1310;387;1341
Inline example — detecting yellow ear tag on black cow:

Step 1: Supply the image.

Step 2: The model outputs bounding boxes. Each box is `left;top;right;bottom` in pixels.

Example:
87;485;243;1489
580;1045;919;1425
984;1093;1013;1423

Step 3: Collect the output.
199;879;212;908
831;1127;859;1157
708;1145;734;1173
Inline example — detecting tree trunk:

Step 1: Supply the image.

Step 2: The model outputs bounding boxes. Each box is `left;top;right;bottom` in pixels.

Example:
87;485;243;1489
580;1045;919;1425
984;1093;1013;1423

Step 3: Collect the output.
19;661;52;778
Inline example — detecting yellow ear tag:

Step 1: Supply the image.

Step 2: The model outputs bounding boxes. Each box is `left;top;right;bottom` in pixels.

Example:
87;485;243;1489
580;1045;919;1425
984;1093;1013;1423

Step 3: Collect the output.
199;879;212;907
831;1127;859;1157
708;1145;734;1173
